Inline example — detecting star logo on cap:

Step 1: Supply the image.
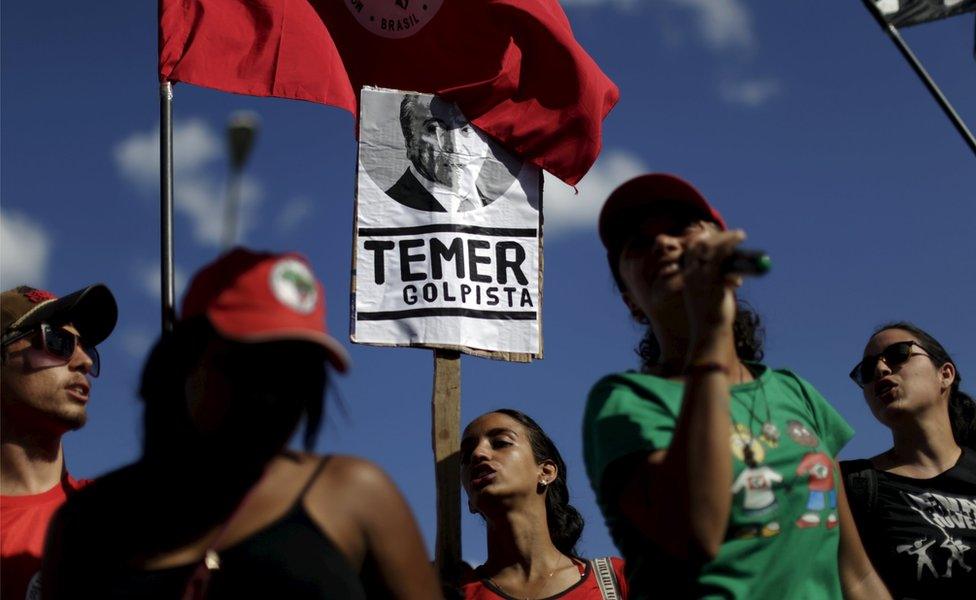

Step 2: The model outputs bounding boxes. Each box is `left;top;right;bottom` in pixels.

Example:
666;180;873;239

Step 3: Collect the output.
269;258;317;314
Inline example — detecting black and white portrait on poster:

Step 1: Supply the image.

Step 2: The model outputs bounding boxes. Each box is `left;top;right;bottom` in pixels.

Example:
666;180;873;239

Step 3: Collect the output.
352;87;542;358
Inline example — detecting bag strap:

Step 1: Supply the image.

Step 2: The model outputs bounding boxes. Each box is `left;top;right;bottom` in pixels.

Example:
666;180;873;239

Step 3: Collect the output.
840;459;879;518
589;557;621;600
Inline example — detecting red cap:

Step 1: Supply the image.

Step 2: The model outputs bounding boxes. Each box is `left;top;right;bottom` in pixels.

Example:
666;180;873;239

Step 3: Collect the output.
598;173;726;251
181;248;349;372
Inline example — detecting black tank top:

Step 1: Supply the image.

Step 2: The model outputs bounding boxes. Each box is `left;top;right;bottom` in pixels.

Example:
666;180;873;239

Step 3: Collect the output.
106;458;367;599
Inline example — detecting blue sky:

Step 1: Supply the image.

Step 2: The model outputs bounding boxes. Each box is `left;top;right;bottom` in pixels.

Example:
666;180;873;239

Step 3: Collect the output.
2;2;974;563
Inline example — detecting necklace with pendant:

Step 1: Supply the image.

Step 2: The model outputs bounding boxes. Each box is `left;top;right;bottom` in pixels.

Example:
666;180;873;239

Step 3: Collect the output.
485;558;577;600
734;363;779;447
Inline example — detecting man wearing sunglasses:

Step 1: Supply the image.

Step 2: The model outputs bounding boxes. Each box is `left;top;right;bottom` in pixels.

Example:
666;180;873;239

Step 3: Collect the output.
1;283;117;600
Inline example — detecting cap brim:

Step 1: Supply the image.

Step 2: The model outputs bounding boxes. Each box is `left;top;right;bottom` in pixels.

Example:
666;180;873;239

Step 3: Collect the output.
598;173;726;250
8;284;118;346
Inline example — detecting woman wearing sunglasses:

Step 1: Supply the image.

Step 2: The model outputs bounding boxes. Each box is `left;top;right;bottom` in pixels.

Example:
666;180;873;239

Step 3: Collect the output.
842;322;976;599
458;409;627;599
583;174;889;599
42;249;442;599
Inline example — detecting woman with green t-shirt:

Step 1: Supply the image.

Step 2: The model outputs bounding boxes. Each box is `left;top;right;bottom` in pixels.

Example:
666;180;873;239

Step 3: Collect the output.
581;173;890;599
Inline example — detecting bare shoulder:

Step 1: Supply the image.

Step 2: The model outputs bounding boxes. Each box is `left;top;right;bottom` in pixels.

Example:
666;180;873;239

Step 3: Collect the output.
316;454;398;494
298;453;412;545
279;452;400;502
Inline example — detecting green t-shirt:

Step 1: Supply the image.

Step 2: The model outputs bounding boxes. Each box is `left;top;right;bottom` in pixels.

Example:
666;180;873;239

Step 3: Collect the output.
583;365;854;599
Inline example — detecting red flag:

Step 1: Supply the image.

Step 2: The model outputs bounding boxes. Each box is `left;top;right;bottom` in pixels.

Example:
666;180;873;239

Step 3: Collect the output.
159;0;619;185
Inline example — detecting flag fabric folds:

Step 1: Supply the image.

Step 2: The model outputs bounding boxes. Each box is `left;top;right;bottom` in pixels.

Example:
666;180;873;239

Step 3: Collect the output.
159;0;619;186
872;0;976;28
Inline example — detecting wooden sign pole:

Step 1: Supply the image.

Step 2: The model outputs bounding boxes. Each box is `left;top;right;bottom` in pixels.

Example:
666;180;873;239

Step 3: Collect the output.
432;348;462;576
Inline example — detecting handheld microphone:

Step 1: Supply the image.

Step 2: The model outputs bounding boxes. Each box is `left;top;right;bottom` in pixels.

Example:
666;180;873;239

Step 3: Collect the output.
721;249;771;276
680;249;772;276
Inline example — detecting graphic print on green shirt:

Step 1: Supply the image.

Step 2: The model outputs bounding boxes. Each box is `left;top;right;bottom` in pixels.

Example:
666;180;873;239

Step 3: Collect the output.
582;365;854;599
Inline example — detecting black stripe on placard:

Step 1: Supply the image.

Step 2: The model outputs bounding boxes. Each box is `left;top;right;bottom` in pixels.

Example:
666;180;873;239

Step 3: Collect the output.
359;224;537;237
357;308;537;321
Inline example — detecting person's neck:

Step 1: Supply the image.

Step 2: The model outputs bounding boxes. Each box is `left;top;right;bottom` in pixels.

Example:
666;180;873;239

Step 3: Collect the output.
481;505;567;579
654;321;747;384
883;410;961;477
0;426;65;495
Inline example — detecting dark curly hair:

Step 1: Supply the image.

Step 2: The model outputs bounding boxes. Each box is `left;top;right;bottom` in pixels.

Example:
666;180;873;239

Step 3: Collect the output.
635;300;765;372
606;243;766;371
871;322;975;449
491;409;584;556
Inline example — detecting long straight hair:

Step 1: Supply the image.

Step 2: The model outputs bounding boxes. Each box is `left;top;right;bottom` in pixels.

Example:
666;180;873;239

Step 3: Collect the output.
138;318;327;458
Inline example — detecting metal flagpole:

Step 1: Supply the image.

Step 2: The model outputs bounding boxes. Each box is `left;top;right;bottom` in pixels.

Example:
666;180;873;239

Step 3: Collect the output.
160;81;176;333
862;0;976;156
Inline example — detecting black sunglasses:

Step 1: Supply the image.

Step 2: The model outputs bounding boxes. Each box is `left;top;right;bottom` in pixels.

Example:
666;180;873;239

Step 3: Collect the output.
4;323;100;377
849;340;927;388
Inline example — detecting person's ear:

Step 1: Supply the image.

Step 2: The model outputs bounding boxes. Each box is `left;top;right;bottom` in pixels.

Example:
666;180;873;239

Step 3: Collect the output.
537;461;558;491
939;362;957;393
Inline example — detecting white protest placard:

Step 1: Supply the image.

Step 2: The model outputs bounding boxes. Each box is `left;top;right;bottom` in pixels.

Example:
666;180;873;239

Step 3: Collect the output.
351;87;542;359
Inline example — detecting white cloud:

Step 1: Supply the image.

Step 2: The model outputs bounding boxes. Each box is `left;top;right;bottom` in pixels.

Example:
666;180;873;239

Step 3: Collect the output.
543;150;649;236
113;119;263;246
0;208;52;289
720;78;782;107
664;0;755;52
273;197;316;236
562;0;755;51
135;260;188;301
120;328;156;361
114;120;222;189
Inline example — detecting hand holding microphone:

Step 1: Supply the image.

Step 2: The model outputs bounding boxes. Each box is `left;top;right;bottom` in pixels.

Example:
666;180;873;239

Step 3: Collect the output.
679;245;771;277
680;230;769;337
717;248;771;277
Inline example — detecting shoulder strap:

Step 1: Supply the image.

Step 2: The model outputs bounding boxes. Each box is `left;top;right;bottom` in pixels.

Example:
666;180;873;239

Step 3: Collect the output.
295;456;331;503
589;557;621;600
840;459;879;518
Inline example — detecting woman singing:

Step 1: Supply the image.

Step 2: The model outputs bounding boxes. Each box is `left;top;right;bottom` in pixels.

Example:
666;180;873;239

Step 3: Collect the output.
582;174;889;599
459;409;627;599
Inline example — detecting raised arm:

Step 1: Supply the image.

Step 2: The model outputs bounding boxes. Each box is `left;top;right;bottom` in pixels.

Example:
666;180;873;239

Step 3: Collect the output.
605;230;746;561
607;353;735;561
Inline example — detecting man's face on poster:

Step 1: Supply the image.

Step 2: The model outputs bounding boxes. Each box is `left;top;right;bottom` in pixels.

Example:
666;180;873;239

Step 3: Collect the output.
402;95;489;190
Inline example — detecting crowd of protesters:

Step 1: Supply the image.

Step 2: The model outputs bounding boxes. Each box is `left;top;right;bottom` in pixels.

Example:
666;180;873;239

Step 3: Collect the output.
2;174;974;599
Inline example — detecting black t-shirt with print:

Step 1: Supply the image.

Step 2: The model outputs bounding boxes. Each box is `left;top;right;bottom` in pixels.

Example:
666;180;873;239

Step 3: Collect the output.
842;448;976;600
